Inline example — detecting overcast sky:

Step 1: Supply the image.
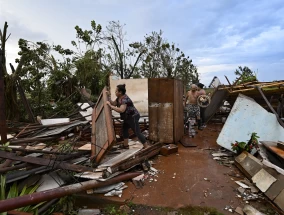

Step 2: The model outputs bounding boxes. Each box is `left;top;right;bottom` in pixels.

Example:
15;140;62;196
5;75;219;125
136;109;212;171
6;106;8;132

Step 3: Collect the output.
0;0;283;86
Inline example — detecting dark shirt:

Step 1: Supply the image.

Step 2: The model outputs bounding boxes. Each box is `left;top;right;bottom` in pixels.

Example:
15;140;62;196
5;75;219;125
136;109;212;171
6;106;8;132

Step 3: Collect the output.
116;94;139;119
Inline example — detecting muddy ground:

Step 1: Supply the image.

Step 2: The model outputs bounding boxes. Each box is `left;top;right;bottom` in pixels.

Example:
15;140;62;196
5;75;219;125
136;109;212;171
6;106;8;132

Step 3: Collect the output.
75;123;278;215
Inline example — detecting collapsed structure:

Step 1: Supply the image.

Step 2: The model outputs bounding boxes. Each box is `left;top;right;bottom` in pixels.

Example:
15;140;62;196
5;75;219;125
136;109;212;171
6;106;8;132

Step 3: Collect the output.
0;68;284;214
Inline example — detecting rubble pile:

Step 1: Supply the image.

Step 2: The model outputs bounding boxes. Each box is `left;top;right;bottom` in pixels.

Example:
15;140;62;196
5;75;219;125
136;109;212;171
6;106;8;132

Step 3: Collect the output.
0;78;284;214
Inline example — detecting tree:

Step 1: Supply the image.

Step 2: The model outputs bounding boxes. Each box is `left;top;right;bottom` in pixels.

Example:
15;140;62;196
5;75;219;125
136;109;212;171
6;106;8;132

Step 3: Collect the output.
71;21;107;96
131;30;199;87
47;45;77;102
16;39;55;118
103;21;145;79
234;66;257;84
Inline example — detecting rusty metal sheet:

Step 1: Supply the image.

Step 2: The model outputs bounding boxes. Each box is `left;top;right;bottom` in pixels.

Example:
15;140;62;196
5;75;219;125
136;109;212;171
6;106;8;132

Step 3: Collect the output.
148;78;174;103
92;87;116;164
174;79;184;143
148;103;159;142
0;150;92;173
148;78;183;143
158;103;174;143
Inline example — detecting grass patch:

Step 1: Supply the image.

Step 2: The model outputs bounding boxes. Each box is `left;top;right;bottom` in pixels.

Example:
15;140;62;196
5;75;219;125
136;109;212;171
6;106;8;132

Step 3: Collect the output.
102;204;224;215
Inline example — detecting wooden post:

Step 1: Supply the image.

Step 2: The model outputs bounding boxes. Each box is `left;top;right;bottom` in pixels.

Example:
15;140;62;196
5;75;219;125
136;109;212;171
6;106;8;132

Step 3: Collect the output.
0;48;7;144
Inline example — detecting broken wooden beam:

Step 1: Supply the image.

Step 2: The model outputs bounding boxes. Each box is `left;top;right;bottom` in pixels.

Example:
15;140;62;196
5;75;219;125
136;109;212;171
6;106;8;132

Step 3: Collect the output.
104;143;163;177
4;147;68;155
256;86;284;127
0;150;92;173
109;142;162;170
9;136;59;144
0;163;27;174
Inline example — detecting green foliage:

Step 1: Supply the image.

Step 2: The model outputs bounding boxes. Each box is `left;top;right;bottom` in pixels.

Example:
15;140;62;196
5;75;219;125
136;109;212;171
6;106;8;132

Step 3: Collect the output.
234;66;258;84
131;30;199;87
4;19;200;122
0;142;12;151
42;195;77;215
0;176;41;214
231;132;260;154
104;205;127;215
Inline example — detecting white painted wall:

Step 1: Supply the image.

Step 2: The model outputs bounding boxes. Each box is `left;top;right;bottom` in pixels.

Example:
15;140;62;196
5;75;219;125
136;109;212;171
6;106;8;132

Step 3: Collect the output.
217;94;284;152
109;76;148;115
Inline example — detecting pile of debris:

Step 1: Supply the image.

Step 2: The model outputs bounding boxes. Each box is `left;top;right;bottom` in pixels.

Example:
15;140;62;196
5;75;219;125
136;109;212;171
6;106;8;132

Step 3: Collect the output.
0;87;164;214
210;93;284;214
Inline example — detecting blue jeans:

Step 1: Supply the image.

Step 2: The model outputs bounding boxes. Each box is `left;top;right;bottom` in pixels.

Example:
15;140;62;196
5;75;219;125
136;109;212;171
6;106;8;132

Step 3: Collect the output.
122;114;146;144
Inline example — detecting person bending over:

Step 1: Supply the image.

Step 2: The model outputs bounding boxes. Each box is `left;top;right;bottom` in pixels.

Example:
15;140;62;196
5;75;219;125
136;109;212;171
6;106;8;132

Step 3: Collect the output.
106;84;150;149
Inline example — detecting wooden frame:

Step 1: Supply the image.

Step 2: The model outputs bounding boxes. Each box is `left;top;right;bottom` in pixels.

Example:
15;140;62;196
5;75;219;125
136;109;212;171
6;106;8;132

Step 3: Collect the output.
91;87;116;164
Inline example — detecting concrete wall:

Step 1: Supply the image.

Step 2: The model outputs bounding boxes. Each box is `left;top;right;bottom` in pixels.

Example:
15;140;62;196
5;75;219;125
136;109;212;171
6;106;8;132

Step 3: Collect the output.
217;94;284;152
109;76;148;115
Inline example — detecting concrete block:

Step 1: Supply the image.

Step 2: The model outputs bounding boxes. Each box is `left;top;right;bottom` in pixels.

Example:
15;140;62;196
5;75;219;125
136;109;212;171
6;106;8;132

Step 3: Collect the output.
243;205;265;215
265;174;284;200
274;188;284;211
252;169;277;192
235;152;247;163
235;152;263;178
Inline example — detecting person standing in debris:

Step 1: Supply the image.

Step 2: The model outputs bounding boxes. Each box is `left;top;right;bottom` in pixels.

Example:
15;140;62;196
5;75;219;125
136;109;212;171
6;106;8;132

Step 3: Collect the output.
197;83;206;127
184;84;203;130
106;84;151;149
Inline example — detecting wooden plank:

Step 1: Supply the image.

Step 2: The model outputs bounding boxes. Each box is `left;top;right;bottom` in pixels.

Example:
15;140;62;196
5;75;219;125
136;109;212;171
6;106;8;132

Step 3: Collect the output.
95;110;108;155
91;108;96;157
224;75;232;86
262;141;284;160
98;148;141;168
0;150;93;173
